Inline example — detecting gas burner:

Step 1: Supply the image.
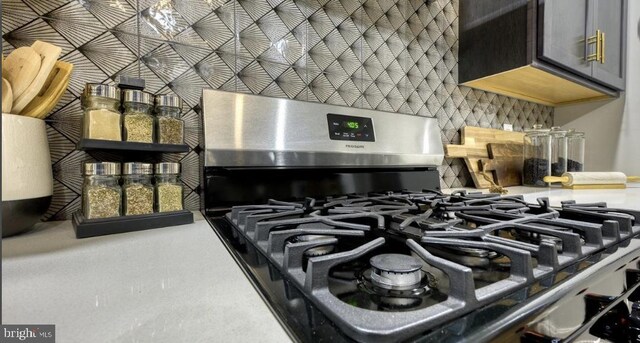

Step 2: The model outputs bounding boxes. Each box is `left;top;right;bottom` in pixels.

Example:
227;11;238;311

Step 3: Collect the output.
369;254;424;291
296;235;335;257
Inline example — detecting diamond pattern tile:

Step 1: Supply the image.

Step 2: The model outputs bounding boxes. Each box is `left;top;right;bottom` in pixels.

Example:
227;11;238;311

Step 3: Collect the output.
2;0;554;220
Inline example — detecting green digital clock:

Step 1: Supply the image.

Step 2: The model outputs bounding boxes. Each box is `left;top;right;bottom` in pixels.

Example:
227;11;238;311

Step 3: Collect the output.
346;121;359;129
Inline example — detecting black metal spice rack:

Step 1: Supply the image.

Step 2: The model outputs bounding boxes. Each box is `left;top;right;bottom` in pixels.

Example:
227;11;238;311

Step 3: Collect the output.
72;77;194;238
77;138;189;153
73;211;194;238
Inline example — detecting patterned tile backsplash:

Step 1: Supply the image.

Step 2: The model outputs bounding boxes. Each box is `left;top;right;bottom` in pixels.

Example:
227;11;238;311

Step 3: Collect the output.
2;0;553;221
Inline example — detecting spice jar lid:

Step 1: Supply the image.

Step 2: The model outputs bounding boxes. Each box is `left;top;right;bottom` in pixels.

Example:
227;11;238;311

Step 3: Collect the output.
84;162;121;176
123;162;153;175
155;94;182;108
123;90;153;105
524;124;550;137
83;83;120;100
155;162;180;174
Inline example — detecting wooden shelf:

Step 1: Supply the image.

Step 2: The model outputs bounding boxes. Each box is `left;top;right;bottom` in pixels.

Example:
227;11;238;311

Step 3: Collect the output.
77;139;189;153
72;210;194;238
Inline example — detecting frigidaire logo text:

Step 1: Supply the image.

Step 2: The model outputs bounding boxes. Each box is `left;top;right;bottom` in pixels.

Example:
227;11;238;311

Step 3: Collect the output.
345;144;365;149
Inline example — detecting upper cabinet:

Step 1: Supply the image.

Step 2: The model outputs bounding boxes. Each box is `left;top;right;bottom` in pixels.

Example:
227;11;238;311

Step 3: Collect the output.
459;0;627;106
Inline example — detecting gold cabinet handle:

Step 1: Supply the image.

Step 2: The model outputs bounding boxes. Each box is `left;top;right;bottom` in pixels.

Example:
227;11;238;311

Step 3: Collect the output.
586;30;600;62
600;31;605;64
586;29;602;62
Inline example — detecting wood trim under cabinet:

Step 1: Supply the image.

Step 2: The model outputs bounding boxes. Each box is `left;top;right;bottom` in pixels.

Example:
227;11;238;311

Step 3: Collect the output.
462;65;611;106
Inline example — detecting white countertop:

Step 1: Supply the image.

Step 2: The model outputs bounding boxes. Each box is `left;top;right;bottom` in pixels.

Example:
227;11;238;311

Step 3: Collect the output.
2;186;640;342
1;212;291;343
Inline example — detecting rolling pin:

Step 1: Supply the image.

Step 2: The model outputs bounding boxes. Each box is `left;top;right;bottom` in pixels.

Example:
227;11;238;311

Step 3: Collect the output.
543;172;640;189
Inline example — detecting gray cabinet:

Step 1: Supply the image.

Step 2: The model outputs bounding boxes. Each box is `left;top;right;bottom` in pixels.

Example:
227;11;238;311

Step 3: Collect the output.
539;0;627;90
591;0;626;89
459;0;627;106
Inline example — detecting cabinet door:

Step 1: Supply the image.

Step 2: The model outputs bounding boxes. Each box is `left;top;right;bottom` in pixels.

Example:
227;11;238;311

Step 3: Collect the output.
591;0;626;90
538;0;592;77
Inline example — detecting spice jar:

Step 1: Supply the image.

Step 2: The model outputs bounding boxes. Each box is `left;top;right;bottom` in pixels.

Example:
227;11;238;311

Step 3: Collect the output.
123;90;154;143
82;84;121;141
564;129;585;172
155;94;184;144
82;162;121;219
155;162;183;212
122;162;154;216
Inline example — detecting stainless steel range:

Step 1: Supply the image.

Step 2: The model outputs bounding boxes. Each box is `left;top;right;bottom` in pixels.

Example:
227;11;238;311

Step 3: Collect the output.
201;89;640;342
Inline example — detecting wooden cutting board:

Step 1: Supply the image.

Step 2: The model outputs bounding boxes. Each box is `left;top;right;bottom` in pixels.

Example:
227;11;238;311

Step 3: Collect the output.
479;143;523;187
445;127;525;188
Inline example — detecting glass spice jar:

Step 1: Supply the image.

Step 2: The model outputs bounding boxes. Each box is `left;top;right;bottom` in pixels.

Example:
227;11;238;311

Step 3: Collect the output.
82;162;122;219
155;94;184;145
82;83;121;141
123;90;154;143
155;162;183;213
122;162;154;216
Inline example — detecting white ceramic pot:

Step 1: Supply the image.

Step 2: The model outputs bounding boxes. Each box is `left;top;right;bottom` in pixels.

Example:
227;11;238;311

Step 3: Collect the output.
2;113;53;237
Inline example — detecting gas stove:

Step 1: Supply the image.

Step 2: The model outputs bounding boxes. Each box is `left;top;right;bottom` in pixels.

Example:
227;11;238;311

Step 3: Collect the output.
209;191;640;342
201;90;640;342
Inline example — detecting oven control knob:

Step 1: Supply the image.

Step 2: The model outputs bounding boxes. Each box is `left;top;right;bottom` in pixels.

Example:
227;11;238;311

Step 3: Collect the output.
584;294;629;342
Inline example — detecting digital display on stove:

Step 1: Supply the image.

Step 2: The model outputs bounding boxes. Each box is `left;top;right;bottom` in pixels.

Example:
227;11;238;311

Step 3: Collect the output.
327;113;375;142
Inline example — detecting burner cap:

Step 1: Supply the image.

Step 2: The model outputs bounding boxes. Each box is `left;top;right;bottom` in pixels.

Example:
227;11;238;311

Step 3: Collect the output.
297;235;335;257
369;254;423;290
370;254;422;273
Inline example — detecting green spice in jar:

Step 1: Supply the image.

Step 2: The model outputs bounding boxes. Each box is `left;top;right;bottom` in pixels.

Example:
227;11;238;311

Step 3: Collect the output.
155;94;184;145
124;113;154;143
157;183;183;212
124;183;154;215
155;162;184;213
85;186;121;219
83;162;121;219
123;90;154;143
122;162;154;216
157;116;184;144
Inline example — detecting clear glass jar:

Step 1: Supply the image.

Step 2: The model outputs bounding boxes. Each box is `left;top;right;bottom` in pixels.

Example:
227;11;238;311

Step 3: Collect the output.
523;125;551;187
155;94;184;145
122;162;154;216
82;162;121;219
82;83;121;141
565;129;585;172
549;127;568;176
123;90;154;143
155;162;183;212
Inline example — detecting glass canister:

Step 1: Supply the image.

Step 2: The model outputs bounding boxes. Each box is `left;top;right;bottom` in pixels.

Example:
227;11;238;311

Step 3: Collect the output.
122;162;154;216
155;94;184;144
82;162;121;219
565;129;585;172
155;162;183;212
122;90;154;143
523;125;551;186
549;127;568;176
82;83;121;141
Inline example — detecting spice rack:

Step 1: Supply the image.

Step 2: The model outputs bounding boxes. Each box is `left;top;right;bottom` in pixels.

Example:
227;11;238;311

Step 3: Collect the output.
73;77;194;239
72;210;194;238
77;138;189;153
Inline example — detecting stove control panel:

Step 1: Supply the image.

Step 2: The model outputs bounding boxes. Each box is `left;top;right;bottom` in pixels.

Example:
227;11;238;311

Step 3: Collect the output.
327;113;375;142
